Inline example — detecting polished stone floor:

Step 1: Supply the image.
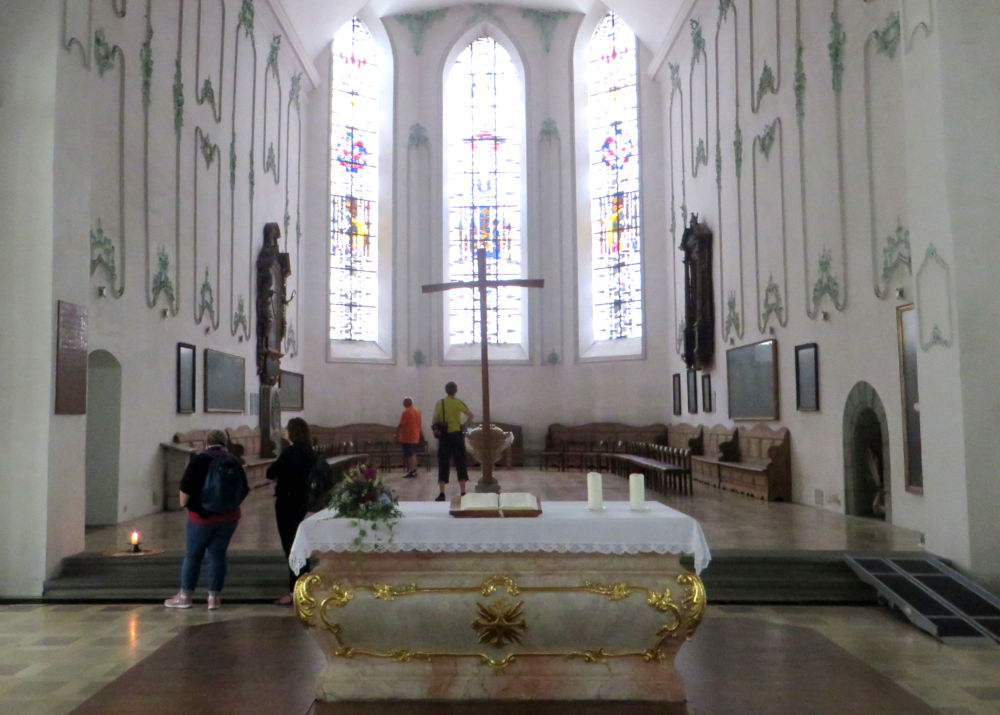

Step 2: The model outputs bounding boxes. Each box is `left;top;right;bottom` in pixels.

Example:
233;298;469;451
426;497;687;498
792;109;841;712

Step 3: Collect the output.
85;466;924;554
1;603;998;714
3;467;980;714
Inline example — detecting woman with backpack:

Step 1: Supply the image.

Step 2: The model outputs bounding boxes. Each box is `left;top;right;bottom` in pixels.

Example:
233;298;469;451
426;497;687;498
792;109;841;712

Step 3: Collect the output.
164;430;249;610
267;417;317;605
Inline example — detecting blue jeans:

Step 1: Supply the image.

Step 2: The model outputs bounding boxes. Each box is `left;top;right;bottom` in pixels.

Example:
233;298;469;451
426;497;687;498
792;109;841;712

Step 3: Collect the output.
180;519;238;593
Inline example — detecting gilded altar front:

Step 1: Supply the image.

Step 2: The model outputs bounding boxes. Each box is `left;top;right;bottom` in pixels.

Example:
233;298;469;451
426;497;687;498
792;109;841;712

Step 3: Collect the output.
294;551;705;702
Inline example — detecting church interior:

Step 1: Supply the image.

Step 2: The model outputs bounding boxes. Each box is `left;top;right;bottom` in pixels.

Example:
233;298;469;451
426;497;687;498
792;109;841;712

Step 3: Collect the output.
3;0;1000;711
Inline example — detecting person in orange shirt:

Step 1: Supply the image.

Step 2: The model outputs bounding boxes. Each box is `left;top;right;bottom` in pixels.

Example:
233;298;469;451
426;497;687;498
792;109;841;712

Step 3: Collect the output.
396;396;423;478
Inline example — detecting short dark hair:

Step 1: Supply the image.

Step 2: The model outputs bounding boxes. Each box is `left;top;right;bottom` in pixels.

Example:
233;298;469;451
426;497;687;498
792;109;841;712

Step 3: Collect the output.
445;381;458;395
207;430;227;446
286;417;311;446
403;397;413;407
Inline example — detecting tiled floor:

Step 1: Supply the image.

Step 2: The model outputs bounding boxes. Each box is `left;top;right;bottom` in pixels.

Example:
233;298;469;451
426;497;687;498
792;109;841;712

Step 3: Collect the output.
85;467;924;554
3;467;980;714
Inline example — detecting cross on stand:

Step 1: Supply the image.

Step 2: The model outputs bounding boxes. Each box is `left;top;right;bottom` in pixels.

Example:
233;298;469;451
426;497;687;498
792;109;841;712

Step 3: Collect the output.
422;248;544;492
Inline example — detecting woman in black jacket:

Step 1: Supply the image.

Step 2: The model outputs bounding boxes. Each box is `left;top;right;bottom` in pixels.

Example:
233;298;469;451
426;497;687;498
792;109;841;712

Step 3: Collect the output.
267;417;316;605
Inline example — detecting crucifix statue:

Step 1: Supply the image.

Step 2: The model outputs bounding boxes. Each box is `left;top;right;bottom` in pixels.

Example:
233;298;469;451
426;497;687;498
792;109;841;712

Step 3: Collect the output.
422;248;544;492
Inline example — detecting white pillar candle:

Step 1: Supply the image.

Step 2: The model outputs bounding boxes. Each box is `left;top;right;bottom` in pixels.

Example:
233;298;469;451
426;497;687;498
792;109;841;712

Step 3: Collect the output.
629;473;645;510
586;472;603;510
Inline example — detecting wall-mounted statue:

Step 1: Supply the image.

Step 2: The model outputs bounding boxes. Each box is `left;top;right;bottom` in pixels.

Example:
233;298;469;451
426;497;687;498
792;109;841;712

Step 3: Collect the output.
256;222;291;458
256;222;291;387
680;214;714;370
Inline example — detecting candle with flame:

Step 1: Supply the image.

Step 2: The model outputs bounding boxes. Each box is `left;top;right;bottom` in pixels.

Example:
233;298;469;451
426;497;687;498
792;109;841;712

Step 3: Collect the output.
129;531;141;552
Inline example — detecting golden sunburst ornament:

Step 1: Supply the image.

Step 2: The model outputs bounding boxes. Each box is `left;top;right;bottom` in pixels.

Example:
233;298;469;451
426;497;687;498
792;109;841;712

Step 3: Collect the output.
472;599;526;647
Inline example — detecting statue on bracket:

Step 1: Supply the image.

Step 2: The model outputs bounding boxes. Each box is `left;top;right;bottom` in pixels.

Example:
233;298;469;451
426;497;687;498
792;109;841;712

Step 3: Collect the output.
680;214;715;370
256;222;291;457
256;222;291;386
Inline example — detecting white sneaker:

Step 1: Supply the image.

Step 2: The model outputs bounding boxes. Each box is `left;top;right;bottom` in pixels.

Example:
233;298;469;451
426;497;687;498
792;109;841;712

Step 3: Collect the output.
164;592;192;609
207;593;221;610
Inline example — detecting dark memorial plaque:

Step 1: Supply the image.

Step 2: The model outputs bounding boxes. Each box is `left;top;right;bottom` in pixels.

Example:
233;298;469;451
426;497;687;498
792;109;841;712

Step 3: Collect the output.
55;301;88;414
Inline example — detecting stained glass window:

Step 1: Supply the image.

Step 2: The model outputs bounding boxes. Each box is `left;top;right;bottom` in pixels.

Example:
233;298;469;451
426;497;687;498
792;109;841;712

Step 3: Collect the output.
329;18;379;342
444;36;524;347
588;13;643;341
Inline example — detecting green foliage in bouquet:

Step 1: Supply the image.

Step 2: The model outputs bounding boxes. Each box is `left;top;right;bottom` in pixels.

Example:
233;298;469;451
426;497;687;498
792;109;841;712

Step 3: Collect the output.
327;464;402;550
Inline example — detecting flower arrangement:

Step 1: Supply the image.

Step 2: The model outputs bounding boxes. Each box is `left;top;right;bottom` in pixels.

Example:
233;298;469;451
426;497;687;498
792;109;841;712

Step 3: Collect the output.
327;464;402;549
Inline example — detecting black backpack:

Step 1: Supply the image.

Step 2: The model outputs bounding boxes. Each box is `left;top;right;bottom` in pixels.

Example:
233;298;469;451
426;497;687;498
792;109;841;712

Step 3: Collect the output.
201;454;249;513
303;458;333;513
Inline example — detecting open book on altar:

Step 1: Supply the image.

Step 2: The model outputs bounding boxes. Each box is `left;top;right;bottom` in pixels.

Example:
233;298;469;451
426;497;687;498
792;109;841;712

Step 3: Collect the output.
449;492;542;518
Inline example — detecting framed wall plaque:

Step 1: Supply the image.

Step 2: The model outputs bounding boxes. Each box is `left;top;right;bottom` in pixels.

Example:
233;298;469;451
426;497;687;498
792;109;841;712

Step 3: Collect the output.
672;373;682;416
204;349;245;413
794;343;819;411
55;300;88;414
686;369;698;414
176;343;196;413
726;339;779;420
280;370;304;411
702;373;713;413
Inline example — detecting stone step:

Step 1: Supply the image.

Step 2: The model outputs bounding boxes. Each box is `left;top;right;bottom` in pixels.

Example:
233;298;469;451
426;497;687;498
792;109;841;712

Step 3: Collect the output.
44;548;877;604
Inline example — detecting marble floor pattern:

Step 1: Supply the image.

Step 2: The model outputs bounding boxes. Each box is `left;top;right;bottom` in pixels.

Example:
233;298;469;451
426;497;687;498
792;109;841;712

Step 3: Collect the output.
3;467;992;713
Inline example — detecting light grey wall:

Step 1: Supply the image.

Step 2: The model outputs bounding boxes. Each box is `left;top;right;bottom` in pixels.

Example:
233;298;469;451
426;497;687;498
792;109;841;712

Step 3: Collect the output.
0;0;60;598
86;351;122;526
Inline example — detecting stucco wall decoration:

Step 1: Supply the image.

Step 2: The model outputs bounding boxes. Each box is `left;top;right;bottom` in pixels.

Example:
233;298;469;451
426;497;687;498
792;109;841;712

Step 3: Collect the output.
915;244;953;351
230;0;258;340
193;127;222;330
714;0;744;342
90;27;127;299
749;0;780;114
521;9;569;53
864;11;910;302
262;34;282;185
283;72;303;358
689;19;709;179
752;118;788;331
63;0;93;69
667;62;687;356
195;0;225;124
395;10;448;56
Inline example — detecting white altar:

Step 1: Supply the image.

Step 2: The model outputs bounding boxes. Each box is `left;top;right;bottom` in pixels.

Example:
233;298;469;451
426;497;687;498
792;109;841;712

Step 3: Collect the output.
291;501;710;702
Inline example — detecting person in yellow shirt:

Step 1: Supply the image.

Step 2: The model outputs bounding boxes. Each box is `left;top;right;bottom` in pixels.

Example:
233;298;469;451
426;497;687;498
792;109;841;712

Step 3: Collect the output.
396;397;423;479
432;381;473;501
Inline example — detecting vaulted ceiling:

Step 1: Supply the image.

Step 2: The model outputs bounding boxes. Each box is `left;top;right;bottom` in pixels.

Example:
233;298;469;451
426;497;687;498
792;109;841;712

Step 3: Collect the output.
282;0;684;69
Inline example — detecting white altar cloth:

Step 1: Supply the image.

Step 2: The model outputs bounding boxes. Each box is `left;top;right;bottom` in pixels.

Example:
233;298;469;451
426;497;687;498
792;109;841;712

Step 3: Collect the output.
290;500;710;574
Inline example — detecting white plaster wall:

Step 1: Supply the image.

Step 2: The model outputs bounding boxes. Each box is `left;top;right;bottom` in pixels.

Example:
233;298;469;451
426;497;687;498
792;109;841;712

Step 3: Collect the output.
0;0;59;597
936;1;1000;589
649;0;997;580
85;353;122;525
0;0;309;596
302;5;671;454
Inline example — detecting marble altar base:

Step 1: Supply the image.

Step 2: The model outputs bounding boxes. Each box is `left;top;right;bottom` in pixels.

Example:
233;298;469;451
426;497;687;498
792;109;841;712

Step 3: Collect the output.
294;551;705;702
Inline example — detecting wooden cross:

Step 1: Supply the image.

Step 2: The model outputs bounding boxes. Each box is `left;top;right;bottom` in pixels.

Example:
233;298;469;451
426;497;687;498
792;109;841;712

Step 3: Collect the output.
422;248;544;491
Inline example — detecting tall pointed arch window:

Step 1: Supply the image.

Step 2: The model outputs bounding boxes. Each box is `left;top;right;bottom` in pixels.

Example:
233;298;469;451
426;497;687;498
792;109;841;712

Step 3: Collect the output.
329;18;379;343
443;35;526;355
587;13;643;343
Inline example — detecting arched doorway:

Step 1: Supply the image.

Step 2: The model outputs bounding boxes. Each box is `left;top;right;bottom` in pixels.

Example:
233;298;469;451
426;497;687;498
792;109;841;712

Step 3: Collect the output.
842;381;890;521
86;350;122;526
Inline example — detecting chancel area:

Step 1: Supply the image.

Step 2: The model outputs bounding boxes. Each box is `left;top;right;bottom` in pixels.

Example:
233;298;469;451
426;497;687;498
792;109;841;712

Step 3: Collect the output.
3;0;1000;712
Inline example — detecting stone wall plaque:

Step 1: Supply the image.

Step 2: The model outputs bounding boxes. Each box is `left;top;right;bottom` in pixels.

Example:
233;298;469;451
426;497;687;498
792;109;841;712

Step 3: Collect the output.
55;300;88;414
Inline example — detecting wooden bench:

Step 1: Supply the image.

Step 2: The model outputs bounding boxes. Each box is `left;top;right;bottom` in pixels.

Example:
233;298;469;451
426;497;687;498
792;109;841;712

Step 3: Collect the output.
160;426;279;511
604;442;693;495
311;423;430;471
226;425;278;490
690;424;790;501
541;423;668;471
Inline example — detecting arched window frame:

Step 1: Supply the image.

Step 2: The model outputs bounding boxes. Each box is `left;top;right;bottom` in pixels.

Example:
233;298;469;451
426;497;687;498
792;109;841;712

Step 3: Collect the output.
438;24;531;365
326;12;394;363
574;10;646;361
